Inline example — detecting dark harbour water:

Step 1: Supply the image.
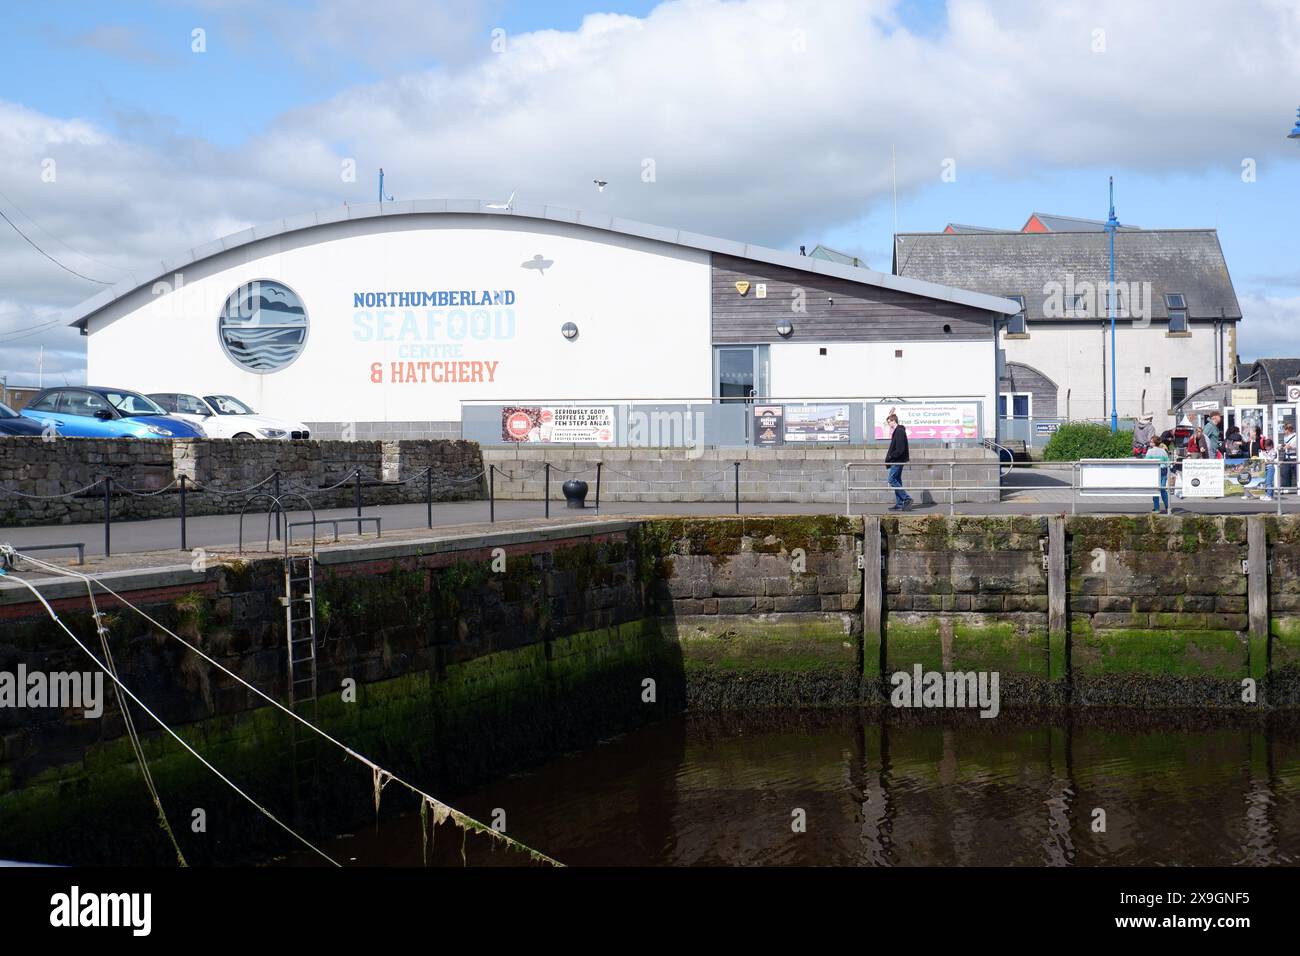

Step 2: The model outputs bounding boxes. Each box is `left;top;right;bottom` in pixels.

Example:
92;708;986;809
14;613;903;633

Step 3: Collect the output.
280;710;1300;867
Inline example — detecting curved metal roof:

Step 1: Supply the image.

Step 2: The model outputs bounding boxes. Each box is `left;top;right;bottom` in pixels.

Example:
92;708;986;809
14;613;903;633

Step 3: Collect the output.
69;198;1021;329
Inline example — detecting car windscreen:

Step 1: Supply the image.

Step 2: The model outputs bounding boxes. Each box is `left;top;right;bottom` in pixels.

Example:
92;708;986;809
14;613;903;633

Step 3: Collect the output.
0;401;18;419
204;395;255;415
104;391;167;417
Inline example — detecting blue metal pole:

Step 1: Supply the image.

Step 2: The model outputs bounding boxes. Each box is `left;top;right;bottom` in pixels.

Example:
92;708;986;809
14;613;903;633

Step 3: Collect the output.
1108;177;1118;433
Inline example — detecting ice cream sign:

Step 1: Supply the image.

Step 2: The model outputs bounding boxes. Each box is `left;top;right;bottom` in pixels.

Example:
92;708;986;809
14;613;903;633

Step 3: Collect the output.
873;403;981;440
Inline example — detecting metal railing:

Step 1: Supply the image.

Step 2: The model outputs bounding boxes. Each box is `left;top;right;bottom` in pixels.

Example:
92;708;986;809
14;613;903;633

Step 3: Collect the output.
844;458;1295;517
0;466;486;557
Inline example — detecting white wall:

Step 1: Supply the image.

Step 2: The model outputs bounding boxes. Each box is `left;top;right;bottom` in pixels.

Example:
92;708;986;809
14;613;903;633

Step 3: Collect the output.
1004;322;1228;428
86;215;713;423
768;339;998;436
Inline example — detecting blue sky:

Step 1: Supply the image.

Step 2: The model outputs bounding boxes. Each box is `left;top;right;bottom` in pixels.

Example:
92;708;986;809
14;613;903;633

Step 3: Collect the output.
1;0;1299;385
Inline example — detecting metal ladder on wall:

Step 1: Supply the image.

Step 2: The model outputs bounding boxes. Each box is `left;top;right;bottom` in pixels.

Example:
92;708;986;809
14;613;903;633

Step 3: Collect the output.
281;553;319;792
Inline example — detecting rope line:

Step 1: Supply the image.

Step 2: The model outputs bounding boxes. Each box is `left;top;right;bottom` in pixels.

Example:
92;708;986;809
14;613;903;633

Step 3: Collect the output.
4;547;562;867
0;558;340;866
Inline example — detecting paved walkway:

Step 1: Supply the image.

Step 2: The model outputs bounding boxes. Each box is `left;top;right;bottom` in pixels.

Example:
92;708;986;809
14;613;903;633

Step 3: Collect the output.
2;493;1296;561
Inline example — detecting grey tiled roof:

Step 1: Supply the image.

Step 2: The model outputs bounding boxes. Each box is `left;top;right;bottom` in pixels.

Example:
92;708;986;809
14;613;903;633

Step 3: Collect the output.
892;229;1241;322
67;200;1020;329
1240;359;1300;402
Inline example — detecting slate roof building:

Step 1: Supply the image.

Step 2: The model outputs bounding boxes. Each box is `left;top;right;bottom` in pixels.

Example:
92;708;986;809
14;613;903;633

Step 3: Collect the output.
893;227;1242;431
1237;358;1300;405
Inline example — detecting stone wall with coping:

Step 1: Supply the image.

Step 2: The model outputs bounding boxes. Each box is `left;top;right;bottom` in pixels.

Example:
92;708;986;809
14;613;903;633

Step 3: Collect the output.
482;446;999;504
0;437;485;526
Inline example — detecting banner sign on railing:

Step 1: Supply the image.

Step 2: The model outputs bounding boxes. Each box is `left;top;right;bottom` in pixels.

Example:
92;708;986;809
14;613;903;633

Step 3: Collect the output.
783;403;850;443
871;402;980;441
753;404;784;446
501;405;615;443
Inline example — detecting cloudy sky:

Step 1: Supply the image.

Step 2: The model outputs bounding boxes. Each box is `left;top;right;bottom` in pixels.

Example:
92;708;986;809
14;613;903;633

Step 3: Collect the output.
2;0;1299;387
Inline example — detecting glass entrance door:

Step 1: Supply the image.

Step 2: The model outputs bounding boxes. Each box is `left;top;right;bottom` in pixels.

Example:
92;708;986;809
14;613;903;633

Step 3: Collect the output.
718;347;758;403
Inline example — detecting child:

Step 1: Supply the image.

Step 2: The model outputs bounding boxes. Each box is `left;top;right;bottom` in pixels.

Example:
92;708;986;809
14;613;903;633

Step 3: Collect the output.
1145;438;1170;513
1261;438;1278;502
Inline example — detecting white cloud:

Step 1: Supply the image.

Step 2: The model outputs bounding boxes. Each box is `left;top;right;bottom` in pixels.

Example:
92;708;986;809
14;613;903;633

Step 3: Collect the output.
4;0;1300;384
1238;292;1300;360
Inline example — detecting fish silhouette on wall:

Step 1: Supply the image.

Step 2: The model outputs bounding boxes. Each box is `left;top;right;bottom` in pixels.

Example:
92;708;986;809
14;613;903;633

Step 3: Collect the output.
521;254;553;275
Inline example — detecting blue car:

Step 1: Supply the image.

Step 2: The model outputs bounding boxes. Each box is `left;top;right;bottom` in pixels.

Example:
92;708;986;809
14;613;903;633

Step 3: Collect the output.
20;387;205;438
0;400;46;436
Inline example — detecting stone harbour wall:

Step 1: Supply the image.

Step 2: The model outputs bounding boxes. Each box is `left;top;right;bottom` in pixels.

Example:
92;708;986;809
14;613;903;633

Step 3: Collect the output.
0;437;485;526
481;446;1000;504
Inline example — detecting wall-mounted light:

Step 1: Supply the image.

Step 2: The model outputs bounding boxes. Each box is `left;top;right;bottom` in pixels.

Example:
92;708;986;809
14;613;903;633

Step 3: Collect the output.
561;321;579;340
776;319;794;338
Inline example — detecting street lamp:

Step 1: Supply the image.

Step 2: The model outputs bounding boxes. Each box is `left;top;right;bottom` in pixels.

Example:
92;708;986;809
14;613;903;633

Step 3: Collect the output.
1107;177;1119;433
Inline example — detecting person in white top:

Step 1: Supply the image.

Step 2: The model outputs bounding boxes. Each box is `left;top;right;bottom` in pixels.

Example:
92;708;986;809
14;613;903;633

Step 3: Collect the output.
1260;438;1278;501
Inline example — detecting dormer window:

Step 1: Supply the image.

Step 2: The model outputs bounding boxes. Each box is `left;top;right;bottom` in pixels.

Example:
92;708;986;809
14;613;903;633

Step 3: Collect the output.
1006;295;1027;335
1165;293;1188;333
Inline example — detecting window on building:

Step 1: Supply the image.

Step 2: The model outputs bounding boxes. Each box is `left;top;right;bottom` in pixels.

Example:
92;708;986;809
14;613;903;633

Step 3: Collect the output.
1006;295;1027;335
999;392;1033;419
1166;293;1188;332
1171;377;1188;407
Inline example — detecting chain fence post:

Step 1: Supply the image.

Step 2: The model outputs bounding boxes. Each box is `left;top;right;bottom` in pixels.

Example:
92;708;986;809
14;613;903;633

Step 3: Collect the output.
595;462;602;515
544;462;550;518
734;461;740;514
102;476;112;558
426;467;433;529
179;475;187;551
489;464;495;523
354;468;362;518
273;470;282;541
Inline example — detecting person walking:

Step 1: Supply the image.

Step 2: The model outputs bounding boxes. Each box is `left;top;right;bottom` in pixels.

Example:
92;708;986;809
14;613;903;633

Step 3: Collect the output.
1204;413;1223;459
885;413;913;512
1132;414;1155;456
1146;438;1170;513
1281;422;1298;496
1261;437;1278;502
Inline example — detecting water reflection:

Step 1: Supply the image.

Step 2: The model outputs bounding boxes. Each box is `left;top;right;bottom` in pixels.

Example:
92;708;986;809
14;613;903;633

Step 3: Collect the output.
292;711;1300;867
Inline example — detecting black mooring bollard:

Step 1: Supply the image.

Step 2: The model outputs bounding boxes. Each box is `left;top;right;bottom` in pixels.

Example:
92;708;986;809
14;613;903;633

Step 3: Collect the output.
103;476;112;558
562;478;589;509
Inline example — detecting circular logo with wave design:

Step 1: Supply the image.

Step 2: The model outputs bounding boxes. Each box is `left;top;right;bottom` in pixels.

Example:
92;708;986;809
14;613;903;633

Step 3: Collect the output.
218;280;308;373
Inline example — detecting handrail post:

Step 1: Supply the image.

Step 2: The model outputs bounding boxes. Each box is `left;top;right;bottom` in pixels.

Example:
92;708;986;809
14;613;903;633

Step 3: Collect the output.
425;467;433;529
103;476;112;558
595;462;602;515
354;468;362;518
544;462;550;518
489;464;495;523
179;475;187;551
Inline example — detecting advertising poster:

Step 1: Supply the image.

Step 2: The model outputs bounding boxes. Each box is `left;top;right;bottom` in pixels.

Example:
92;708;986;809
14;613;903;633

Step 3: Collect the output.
753;405;784;446
1181;458;1225;498
501;406;615;443
784;404;851;442
872;403;980;440
1224;458;1268;497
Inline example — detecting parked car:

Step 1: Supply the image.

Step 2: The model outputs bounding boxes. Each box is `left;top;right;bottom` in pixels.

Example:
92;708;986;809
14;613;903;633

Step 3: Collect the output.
148;393;310;439
20;387;205;438
0;400;46;436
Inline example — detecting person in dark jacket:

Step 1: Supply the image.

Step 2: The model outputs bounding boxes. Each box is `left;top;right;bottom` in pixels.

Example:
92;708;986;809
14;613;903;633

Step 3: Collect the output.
884;413;912;511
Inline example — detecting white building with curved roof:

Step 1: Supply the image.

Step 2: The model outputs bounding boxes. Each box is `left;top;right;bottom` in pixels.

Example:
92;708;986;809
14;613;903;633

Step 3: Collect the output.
72;199;1019;443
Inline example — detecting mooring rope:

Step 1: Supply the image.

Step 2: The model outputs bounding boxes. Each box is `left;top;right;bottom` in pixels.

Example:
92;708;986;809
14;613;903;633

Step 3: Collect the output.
3;547;563;867
80;575;188;866
0;559;340;866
